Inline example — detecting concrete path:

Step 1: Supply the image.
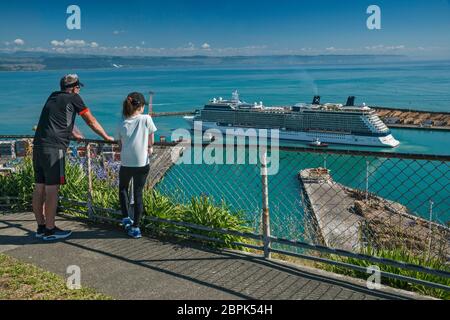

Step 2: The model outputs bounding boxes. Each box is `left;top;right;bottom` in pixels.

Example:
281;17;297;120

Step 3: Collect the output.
0;212;428;300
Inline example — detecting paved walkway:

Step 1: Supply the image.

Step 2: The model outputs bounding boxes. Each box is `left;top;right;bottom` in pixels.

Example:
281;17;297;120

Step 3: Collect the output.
0;212;428;300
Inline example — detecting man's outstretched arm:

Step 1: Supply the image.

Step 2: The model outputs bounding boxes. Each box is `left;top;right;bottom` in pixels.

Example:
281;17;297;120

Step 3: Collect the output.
80;110;114;141
71;125;84;141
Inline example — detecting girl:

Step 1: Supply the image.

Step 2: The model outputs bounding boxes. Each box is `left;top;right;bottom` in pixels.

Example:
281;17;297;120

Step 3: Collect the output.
116;92;157;238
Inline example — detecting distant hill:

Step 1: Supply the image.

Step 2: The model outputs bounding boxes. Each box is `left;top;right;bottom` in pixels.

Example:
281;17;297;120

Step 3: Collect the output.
0;52;410;71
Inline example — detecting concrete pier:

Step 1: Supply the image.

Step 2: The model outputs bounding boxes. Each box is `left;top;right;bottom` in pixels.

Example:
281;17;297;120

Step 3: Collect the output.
147;145;184;189
298;168;363;252
374;107;450;130
298;168;450;258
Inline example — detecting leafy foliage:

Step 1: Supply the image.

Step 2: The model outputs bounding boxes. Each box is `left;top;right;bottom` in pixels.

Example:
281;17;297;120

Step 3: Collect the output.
320;246;450;299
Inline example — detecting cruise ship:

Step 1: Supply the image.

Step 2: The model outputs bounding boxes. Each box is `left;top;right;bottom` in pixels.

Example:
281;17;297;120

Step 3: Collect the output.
184;91;400;147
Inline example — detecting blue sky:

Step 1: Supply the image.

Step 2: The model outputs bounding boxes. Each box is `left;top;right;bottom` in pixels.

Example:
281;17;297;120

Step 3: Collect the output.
1;0;449;57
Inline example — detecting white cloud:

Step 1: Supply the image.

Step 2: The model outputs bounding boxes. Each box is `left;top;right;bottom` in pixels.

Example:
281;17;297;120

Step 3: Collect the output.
324;46;355;53
64;39;86;47
364;44;406;51
13;38;25;46
50;39;99;48
113;30;125;35
51;40;64;47
7;39;441;57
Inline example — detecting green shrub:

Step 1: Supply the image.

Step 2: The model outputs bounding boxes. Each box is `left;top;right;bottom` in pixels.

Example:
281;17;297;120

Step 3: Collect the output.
0;157;34;211
320;246;450;299
142;190;252;249
182;196;252;248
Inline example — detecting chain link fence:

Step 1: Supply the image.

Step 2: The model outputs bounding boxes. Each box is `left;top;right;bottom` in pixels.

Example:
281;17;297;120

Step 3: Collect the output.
0;135;449;293
270;149;449;258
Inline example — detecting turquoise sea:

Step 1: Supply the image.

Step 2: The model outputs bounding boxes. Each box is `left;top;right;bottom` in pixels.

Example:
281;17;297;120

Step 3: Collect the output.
0;61;449;154
0;60;449;237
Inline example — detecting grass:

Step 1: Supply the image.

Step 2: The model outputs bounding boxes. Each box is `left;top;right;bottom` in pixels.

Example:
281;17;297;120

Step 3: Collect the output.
0;254;112;300
318;246;450;300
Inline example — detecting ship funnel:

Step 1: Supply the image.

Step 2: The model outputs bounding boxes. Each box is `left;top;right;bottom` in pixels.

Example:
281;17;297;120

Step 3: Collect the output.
312;96;321;105
345;96;355;106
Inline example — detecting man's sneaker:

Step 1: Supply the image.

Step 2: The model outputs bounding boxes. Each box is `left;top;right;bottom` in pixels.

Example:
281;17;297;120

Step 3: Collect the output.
43;227;72;241
35;225;46;238
121;217;134;230
128;227;142;239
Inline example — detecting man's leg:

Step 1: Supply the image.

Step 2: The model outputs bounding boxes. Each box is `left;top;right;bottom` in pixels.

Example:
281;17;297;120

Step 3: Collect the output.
40;148;71;240
32;183;46;225
44;185;59;229
43;184;71;240
32;147;46;227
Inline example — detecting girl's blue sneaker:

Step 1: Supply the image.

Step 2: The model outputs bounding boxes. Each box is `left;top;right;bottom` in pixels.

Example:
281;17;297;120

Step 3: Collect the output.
121;217;134;230
128;227;142;239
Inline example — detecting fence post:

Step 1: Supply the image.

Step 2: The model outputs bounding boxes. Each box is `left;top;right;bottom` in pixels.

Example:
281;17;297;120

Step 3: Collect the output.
86;142;94;219
365;159;369;201
261;152;271;259
427;199;434;257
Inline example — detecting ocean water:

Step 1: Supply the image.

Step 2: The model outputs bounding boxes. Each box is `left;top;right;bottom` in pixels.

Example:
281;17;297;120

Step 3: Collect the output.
0;60;449;154
0;61;449;237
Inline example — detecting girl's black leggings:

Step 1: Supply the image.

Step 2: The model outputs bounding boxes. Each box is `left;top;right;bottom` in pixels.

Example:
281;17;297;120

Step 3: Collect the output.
119;165;150;227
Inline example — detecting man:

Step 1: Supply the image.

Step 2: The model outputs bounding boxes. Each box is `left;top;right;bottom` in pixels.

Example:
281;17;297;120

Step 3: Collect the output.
32;74;114;241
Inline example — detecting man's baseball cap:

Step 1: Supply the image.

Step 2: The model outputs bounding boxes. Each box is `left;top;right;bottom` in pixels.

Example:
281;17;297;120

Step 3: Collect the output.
60;74;84;90
127;92;148;106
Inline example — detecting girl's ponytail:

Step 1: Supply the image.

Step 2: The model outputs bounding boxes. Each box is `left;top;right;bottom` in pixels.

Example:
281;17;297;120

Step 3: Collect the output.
123;94;144;118
122;97;134;118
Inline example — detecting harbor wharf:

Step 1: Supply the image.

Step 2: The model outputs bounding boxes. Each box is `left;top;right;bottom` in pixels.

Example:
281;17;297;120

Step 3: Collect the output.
298;168;363;252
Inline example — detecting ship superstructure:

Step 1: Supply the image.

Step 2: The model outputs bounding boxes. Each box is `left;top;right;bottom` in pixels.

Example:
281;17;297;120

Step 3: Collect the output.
185;91;399;147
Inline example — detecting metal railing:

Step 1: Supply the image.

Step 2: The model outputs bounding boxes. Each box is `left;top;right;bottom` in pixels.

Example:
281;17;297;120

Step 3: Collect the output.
0;134;449;293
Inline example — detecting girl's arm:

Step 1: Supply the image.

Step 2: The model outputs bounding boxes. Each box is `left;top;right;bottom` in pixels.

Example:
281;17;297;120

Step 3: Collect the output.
147;115;156;156
148;132;154;156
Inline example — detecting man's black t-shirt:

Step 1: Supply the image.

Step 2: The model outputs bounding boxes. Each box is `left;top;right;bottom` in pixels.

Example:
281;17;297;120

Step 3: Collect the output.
33;91;88;149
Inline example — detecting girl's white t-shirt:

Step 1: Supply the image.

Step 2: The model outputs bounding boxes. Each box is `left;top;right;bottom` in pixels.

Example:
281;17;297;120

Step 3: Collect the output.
116;114;157;167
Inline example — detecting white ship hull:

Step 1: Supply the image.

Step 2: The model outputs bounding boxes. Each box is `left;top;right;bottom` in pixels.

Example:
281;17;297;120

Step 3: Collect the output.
184;118;399;148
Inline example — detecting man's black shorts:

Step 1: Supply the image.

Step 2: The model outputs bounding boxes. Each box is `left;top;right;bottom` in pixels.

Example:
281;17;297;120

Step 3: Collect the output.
33;147;66;185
